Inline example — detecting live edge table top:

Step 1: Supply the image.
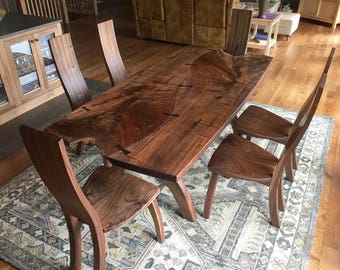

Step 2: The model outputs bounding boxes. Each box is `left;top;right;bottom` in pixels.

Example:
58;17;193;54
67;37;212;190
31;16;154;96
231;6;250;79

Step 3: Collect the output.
47;47;272;221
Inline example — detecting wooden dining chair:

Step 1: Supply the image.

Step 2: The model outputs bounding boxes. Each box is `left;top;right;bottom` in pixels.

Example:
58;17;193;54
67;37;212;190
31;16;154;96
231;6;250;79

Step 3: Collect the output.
49;32;92;155
19;0;69;25
0;0;20;13
204;48;334;227
66;0;98;16
20;125;165;270
97;19;127;86
231;47;335;181
226;8;252;56
49;33;91;111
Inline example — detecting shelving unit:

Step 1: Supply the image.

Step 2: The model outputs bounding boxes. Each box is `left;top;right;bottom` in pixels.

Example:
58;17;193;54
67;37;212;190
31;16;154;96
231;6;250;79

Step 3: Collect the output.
0;13;63;124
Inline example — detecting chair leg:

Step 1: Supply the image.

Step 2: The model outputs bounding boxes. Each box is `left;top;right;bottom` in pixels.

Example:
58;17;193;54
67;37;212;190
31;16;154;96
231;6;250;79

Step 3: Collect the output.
203;173;219;219
285;154;295;182
278;176;285;211
148;200;165;243
103;157;111;167
269;185;281;228
76;142;84;155
292;150;298;170
90;225;106;270
65;215;82;270
230;116;238;134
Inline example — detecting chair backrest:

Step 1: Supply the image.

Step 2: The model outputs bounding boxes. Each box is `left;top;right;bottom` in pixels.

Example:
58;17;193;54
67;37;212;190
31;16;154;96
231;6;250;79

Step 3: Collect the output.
97;20;127;86
19;0;69;25
288;47;335;149
266;48;334;203
0;0;20;12
49;33;91;110
66;0;97;15
226;8;252;56
19;125;100;226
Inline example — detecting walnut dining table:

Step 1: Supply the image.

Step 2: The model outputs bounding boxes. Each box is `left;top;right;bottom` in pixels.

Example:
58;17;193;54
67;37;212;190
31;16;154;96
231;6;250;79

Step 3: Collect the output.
46;46;272;222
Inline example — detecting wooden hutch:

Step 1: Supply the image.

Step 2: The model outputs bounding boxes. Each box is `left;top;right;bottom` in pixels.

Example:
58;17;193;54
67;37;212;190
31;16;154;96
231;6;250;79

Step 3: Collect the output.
0;13;63;124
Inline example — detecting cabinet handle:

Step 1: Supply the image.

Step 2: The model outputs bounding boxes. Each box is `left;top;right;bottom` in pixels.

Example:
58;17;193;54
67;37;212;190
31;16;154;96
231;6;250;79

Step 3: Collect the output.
30;39;39;43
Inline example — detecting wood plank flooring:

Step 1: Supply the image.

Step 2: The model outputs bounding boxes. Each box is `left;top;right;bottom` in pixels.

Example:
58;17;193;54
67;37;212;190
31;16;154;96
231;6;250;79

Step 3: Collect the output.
1;1;340;269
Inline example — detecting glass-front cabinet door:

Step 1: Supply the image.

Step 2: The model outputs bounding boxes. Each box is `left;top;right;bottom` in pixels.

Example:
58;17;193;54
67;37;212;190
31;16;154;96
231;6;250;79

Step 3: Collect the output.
0;75;8;106
0;18;63;123
10;40;41;95
7;30;60;102
0;58;15;113
38;33;59;84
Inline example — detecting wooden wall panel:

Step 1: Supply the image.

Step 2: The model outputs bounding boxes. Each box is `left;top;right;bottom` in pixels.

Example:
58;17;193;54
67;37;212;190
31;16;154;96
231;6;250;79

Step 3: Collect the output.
135;0;164;20
138;19;153;39
194;25;226;47
195;0;226;28
164;0;193;44
151;20;166;40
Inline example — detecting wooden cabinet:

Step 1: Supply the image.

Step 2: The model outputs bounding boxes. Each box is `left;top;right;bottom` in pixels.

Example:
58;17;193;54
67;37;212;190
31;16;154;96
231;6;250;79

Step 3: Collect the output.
132;0;167;41
0;13;63;124
298;0;340;29
194;0;229;47
164;0;193;44
132;0;238;48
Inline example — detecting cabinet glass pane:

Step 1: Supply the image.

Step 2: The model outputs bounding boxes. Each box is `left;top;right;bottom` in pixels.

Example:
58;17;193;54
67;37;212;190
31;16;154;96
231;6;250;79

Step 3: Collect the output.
11;40;40;94
0;75;9;105
39;33;59;83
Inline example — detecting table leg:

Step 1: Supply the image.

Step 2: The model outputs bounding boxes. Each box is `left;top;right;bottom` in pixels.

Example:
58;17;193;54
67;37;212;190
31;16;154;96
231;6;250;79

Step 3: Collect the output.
253;24;258;37
273;21;280;48
266;23;274;56
163;178;197;222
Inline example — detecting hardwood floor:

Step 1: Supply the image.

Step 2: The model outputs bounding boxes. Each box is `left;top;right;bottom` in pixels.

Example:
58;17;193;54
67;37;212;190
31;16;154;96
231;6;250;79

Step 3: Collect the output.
1;1;340;269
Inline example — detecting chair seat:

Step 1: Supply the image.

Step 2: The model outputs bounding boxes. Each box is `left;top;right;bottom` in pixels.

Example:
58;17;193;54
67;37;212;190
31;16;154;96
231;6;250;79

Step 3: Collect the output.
208;134;278;182
234;105;293;143
83;166;160;232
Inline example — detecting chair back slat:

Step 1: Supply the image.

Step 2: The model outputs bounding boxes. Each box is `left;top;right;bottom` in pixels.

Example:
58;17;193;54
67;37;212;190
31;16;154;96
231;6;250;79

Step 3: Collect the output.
65;0;97;15
19;125;99;225
289;48;335;149
226;8;252;56
0;0;20;12
97;20;127;86
275;48;335;174
49;33;91;110
19;0;69;25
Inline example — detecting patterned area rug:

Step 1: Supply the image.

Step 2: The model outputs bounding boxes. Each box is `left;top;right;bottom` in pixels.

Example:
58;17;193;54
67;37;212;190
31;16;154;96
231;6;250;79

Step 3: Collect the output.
0;103;334;270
